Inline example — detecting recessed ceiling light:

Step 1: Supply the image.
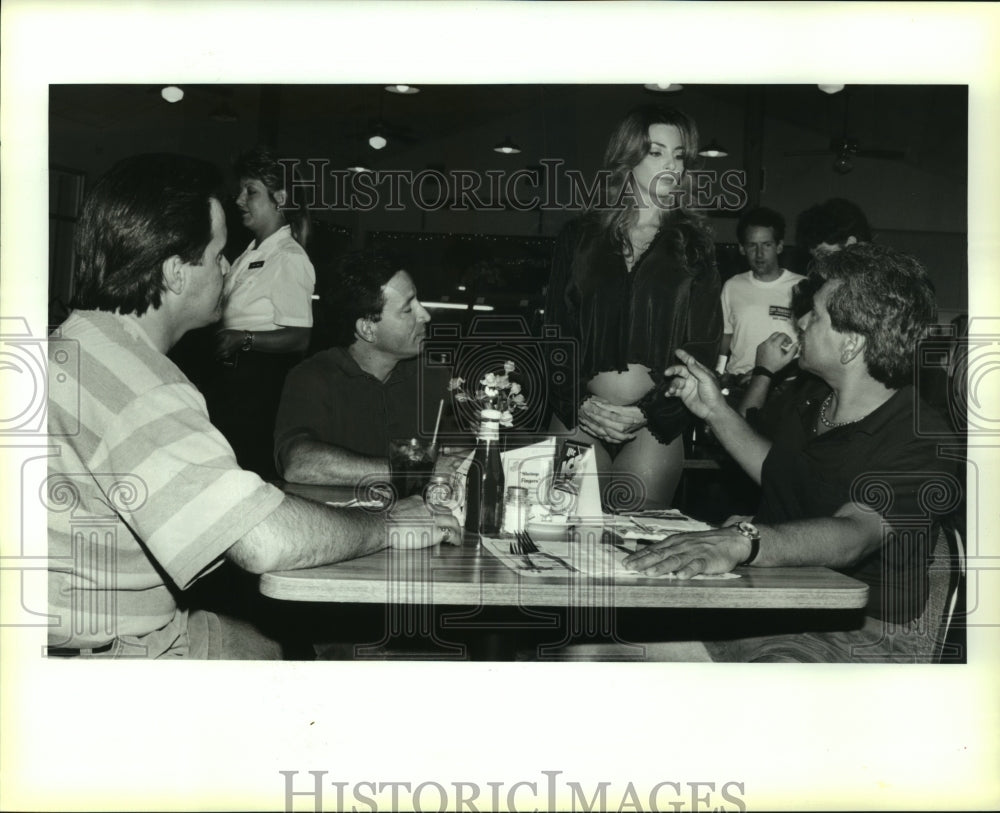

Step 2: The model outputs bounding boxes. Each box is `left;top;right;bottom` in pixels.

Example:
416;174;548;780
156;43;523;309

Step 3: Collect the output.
643;83;683;92
161;86;184;103
386;85;420;95
818;84;845;95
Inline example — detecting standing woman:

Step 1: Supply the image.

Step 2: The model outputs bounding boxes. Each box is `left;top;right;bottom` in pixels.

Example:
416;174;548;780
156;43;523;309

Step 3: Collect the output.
545;106;722;509
209;146;315;480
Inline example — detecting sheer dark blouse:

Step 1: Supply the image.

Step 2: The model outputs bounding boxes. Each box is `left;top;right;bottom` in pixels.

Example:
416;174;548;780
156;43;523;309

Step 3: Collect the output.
544;215;722;444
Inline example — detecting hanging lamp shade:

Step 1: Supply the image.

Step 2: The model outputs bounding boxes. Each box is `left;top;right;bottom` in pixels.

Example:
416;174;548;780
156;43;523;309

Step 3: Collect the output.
698;138;729;158
493;135;521;155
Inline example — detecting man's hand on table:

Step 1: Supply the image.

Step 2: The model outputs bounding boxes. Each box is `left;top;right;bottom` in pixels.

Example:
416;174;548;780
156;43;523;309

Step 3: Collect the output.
622;525;751;579
579;397;646;442
385;495;462;549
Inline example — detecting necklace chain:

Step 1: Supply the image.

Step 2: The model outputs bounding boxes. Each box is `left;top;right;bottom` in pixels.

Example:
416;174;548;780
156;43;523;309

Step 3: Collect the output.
819;392;870;429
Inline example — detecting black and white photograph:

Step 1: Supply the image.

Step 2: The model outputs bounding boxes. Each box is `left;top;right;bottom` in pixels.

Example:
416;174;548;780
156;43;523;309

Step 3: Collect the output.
2;2;998;812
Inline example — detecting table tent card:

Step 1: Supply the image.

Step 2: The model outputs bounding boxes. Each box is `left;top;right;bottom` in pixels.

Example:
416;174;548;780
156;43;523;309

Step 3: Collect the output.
501;438;602;524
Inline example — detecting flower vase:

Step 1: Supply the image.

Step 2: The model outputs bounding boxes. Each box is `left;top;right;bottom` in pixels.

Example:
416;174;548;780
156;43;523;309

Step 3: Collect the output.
464;409;505;536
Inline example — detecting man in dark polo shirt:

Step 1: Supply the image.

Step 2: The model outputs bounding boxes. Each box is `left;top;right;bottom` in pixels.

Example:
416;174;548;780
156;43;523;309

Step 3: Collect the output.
624;243;959;662
275;250;451;486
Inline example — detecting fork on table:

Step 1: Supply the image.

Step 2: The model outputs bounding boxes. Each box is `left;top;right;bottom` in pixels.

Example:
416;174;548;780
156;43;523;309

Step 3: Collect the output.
509;532;540;570
627;516;659;535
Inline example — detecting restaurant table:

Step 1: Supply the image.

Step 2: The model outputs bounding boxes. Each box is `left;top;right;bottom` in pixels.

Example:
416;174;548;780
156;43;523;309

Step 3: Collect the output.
261;483;869;611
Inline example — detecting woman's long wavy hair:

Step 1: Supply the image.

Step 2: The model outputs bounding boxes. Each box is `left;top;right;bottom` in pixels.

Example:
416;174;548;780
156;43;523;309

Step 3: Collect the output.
234;146;312;248
593;105;713;267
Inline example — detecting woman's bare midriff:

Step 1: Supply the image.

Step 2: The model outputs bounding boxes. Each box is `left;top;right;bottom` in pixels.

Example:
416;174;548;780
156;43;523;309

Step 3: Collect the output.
586;364;655;406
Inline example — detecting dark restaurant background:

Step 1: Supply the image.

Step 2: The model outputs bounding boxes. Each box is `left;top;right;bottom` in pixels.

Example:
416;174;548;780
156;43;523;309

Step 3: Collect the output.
49;83;969;337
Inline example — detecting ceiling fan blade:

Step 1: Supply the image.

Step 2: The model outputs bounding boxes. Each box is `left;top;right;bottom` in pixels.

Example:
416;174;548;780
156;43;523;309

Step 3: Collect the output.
856;148;905;160
784;148;834;156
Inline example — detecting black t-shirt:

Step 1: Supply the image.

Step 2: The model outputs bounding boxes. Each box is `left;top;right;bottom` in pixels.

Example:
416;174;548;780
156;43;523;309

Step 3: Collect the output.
756;378;958;623
274;349;453;471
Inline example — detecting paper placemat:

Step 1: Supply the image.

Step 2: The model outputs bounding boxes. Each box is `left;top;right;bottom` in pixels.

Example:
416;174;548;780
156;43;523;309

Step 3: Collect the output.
480;535;740;580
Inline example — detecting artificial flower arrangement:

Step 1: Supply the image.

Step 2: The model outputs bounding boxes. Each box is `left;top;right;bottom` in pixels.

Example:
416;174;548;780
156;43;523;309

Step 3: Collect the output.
447;360;528;428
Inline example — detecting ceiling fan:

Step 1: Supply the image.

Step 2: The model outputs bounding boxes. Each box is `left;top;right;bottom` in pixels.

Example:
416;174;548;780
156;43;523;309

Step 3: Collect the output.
784;88;906;174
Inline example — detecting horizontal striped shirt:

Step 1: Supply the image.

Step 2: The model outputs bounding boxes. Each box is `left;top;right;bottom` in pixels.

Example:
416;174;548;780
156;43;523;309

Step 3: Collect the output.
48;310;283;657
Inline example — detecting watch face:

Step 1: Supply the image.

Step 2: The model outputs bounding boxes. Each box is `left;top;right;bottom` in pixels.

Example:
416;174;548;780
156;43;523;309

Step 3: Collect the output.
737;521;760;540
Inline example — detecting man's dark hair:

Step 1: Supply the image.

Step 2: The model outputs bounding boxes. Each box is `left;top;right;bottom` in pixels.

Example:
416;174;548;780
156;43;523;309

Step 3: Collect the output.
323;249;402;347
811;243;936;388
795;198;872;252
72;153;224;316
736;206;785;245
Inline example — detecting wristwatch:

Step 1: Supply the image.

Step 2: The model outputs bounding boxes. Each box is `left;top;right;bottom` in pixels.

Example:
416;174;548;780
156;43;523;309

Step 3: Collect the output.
240;330;254;352
732;520;761;566
750;365;775;379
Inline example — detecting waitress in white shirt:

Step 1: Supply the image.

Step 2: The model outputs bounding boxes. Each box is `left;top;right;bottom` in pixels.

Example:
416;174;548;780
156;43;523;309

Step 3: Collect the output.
209;146;315;479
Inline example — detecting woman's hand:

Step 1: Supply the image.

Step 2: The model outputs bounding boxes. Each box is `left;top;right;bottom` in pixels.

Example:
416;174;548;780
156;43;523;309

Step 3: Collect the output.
755;332;799;374
621;526;750;579
663;349;727;421
578;397;645;443
213;329;246;361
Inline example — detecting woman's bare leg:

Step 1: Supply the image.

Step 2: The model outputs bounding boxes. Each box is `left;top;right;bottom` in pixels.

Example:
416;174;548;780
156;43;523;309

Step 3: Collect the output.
611;429;684;510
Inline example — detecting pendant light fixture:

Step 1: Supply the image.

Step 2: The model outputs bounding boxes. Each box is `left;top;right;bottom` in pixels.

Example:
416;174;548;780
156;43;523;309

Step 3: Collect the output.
368;126;387;150
698;138;729;159
493;135;521;155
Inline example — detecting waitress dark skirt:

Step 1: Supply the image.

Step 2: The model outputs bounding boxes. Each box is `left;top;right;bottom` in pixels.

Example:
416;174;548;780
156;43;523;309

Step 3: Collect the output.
204;349;301;482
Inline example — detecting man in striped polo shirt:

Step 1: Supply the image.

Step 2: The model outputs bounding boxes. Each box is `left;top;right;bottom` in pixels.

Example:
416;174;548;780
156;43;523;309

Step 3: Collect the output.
47;154;459;659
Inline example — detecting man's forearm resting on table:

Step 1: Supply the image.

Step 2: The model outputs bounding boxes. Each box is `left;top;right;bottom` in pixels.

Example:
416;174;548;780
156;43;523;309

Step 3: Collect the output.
226;493;385;573
703;400;772;484
278;435;389;485
754;503;885;569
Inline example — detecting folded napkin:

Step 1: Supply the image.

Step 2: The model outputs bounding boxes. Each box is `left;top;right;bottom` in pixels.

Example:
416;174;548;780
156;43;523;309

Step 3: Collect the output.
609;513;716;541
481;535;740;580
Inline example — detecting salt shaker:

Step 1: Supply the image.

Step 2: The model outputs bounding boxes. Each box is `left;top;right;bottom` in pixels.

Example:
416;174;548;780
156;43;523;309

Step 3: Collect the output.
501;486;529;534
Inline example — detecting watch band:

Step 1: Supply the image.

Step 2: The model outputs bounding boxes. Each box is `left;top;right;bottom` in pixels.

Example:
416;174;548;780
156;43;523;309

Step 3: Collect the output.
750;365;775;379
740;535;760;566
734;521;761;566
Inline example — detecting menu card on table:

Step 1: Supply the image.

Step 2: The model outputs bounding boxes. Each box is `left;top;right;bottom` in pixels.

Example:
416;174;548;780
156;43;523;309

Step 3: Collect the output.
502;438;603;524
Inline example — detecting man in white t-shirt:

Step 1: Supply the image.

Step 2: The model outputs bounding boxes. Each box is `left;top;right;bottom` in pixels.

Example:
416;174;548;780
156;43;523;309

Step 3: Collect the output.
718;207;805;378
